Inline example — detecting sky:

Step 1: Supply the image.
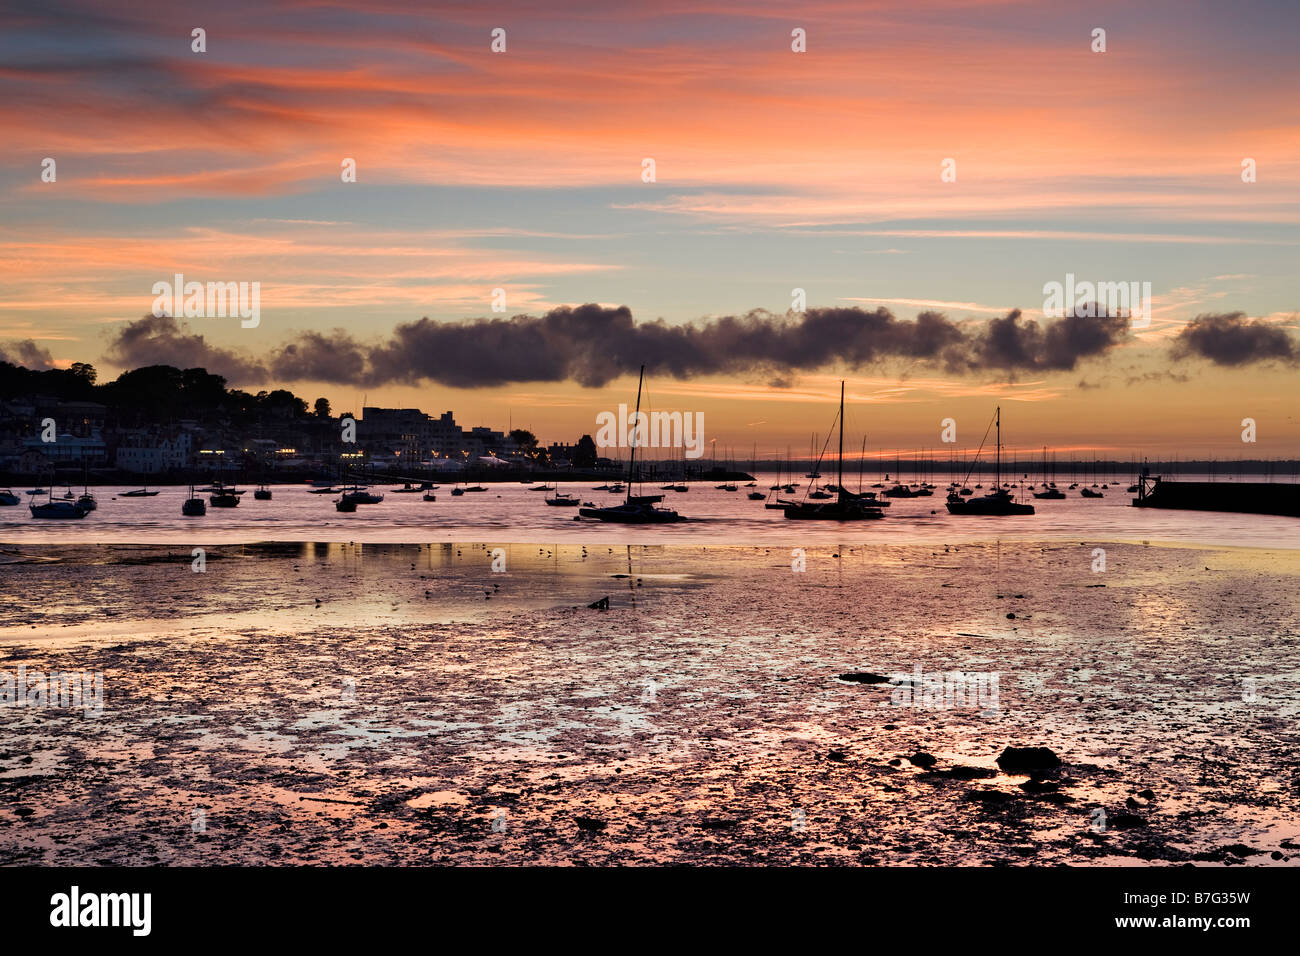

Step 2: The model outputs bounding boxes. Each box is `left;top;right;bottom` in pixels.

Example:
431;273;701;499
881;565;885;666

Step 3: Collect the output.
1;0;1297;459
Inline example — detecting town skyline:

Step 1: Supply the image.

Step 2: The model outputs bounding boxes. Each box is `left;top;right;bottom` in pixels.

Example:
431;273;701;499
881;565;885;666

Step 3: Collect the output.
3;355;1297;472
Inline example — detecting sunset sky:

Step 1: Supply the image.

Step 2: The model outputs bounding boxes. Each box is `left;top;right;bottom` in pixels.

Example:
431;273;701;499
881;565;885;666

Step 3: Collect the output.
1;0;1297;458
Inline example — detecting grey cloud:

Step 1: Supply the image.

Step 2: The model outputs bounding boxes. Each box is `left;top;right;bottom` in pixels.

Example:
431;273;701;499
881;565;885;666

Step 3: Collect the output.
104;303;1137;388
1170;312;1297;366
0;339;55;369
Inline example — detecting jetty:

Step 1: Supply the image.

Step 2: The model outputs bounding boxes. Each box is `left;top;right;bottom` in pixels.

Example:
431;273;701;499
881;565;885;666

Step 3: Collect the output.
1132;471;1299;517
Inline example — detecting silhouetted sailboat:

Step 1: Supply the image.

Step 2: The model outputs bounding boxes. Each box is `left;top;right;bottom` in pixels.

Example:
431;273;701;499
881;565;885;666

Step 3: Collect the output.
1033;446;1064;499
784;383;884;521
946;407;1035;516
30;484;88;518
209;480;241;507
580;366;685;523
182;484;206;516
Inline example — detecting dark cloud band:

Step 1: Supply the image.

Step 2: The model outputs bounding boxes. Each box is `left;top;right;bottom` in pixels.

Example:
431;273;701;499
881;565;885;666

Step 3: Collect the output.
99;303;1139;387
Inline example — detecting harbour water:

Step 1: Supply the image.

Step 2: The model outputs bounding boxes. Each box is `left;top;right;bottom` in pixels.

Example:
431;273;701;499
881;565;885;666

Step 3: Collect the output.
1;474;1295;548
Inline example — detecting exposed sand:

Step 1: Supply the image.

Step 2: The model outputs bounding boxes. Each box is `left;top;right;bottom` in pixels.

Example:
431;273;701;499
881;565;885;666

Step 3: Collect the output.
1;540;1297;865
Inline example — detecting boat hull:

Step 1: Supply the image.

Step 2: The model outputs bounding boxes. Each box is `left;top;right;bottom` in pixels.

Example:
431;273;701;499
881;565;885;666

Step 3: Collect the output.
945;496;1035;516
30;503;88;519
578;504;684;523
783;502;884;521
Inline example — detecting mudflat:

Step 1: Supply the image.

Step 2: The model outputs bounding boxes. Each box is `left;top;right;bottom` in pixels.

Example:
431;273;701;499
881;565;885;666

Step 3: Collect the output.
1;540;1297;865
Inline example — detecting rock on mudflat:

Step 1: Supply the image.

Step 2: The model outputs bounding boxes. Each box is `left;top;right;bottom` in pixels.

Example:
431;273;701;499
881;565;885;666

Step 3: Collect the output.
908;752;938;769
837;672;890;684
996;746;1062;773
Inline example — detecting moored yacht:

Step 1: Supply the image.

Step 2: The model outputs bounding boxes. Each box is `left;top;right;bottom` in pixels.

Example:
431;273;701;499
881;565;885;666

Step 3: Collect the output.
783;383;884;521
946;407;1035;516
580;366;685;524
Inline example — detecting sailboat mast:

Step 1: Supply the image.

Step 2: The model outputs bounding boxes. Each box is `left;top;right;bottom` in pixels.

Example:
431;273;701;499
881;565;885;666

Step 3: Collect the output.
995;405;1001;488
627;364;644;504
837;382;845;498
859;435;866;493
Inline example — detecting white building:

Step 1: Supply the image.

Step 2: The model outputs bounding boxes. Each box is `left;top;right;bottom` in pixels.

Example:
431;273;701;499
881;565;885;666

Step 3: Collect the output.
114;431;193;474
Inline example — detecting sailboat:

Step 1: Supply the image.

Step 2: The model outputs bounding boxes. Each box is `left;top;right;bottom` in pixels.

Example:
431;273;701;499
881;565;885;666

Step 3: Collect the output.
1033;446;1065;499
75;466;97;511
338;484;384;505
769;450;785;490
715;450;737;491
120;484;159;497
580;366;685;523
30;485;88;519
208;479;243;507
946;407;1035;516
30;499;88;519
784;383;884;521
805;433;821;478
182;484;206;516
671;449;689;492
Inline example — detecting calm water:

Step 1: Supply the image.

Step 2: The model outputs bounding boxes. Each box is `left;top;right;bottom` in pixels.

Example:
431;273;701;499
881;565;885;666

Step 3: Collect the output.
2;474;1295;548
